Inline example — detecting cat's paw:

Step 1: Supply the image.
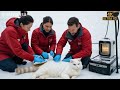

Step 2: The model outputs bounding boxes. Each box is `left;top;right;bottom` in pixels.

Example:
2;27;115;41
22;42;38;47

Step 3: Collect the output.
62;76;70;79
31;74;37;79
61;74;70;79
71;76;77;79
38;76;46;79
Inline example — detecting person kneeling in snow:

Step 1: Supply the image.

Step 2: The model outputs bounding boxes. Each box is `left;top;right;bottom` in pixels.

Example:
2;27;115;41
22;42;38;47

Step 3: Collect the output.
53;17;92;69
0;15;45;72
31;16;56;60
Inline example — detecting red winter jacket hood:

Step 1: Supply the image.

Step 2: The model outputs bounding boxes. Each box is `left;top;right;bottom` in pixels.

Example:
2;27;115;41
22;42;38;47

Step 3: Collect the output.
0;17;34;61
6;17;17;27
56;25;92;59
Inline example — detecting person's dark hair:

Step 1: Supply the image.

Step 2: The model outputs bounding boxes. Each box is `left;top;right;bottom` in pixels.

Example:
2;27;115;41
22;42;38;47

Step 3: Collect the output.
19;15;34;25
67;17;79;27
42;16;53;25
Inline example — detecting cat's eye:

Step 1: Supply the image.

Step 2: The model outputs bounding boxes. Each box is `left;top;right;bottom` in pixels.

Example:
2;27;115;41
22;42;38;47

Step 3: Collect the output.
73;64;76;65
78;63;80;65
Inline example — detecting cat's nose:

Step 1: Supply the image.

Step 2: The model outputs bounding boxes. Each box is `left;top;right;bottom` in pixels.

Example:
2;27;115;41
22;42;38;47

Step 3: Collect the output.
77;66;79;69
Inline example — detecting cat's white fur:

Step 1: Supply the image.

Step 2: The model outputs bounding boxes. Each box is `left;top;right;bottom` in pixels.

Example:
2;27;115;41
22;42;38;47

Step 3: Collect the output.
32;58;83;79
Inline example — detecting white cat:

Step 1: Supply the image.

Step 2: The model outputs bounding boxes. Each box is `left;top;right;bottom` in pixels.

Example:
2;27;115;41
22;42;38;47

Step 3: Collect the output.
32;58;83;79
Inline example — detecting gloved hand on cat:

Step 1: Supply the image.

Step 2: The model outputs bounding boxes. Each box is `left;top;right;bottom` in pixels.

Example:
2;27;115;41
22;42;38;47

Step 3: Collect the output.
53;54;61;62
33;55;47;64
41;52;49;59
62;56;72;62
42;51;55;59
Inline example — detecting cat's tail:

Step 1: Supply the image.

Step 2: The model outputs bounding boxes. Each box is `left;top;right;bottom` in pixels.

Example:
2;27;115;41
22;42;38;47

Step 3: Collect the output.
15;66;39;75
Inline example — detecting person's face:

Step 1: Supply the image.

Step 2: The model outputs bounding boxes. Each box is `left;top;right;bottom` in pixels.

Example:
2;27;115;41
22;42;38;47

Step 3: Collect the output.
20;22;33;32
43;22;52;32
68;24;80;36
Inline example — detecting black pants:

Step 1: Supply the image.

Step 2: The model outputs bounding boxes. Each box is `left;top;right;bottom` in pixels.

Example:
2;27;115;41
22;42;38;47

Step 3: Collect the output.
64;53;91;69
0;43;28;72
0;58;17;72
0;56;27;72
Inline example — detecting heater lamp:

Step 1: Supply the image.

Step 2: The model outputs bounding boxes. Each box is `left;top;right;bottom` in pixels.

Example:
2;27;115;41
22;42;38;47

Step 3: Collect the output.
99;38;115;59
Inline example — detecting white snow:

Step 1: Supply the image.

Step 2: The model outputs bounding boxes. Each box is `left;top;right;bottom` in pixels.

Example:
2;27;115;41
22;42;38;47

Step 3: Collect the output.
0;11;120;79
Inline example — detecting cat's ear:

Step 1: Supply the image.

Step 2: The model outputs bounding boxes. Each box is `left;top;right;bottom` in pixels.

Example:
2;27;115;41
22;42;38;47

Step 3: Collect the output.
77;58;81;61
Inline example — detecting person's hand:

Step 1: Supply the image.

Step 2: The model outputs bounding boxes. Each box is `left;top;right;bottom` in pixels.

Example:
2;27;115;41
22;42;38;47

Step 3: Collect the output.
50;50;54;57
42;52;49;59
62;56;72;62
53;54;61;62
33;55;47;64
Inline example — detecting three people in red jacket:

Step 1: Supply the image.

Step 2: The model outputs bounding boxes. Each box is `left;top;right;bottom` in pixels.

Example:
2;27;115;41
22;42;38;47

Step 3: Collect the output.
0;16;92;72
53;17;92;69
31;16;56;60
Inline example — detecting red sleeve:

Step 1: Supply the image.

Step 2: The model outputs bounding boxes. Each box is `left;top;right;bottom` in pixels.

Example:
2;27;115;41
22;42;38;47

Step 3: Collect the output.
31;30;43;55
56;31;68;54
5;28;34;61
27;46;35;55
50;31;56;52
72;30;92;59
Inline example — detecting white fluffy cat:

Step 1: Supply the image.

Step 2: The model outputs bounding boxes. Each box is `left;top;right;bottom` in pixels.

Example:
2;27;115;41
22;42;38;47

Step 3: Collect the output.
32;58;83;79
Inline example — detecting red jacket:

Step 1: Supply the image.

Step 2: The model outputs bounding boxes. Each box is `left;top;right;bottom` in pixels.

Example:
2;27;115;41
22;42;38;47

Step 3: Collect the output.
31;26;56;55
56;26;92;59
0;17;34;61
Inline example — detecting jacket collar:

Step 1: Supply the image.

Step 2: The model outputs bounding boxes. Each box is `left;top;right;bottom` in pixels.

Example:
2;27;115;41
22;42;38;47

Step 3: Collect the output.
39;23;54;35
66;26;83;40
